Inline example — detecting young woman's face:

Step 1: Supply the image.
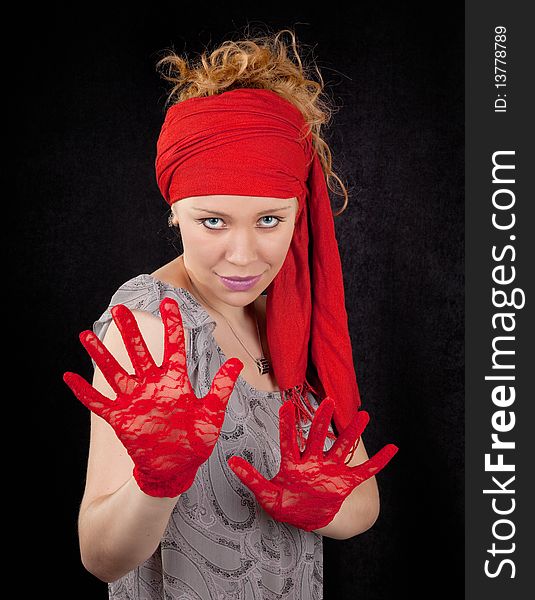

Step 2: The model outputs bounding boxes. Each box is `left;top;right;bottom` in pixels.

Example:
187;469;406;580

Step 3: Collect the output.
172;195;299;307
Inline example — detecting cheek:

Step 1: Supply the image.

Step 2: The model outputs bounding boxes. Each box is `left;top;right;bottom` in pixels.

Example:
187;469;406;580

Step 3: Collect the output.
263;226;295;265
180;226;220;265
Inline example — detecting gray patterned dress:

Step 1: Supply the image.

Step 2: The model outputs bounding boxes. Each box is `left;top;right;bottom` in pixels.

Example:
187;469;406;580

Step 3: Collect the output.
91;274;335;600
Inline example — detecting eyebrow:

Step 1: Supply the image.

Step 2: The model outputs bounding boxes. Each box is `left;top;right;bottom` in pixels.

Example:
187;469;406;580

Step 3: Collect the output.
191;204;293;217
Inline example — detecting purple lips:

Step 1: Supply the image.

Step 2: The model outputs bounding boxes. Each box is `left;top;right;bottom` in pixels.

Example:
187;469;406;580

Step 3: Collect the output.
218;274;262;291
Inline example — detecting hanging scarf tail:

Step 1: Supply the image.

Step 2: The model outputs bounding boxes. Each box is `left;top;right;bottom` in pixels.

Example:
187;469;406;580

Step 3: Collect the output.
282;377;321;451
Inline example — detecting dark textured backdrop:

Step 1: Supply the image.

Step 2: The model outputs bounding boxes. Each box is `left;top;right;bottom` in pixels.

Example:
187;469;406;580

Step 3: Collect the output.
16;3;464;598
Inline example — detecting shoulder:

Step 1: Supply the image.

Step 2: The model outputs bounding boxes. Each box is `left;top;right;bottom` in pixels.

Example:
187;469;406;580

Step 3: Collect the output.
95;273;169;316
91;273;207;345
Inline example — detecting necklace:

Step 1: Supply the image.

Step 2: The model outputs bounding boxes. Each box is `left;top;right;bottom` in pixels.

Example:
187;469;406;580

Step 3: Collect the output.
183;269;271;375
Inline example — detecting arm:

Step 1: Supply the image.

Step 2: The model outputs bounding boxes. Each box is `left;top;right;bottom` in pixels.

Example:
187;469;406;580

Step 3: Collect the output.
78;310;190;583
312;435;380;540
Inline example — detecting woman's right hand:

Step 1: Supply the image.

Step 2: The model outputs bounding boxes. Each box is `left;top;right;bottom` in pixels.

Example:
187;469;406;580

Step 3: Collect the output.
63;297;243;498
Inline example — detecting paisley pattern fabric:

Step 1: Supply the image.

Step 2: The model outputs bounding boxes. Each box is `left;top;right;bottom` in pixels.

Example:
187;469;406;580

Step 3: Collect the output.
92;273;335;600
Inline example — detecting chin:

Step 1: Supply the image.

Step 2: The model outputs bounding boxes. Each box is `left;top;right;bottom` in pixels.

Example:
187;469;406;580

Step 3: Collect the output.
220;288;260;306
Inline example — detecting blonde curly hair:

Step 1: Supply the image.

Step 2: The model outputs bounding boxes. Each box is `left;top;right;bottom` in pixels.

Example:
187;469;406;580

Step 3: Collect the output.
155;26;349;217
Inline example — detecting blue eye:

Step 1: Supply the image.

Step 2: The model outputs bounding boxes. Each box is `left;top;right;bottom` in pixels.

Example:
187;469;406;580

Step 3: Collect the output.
258;216;283;227
201;218;223;229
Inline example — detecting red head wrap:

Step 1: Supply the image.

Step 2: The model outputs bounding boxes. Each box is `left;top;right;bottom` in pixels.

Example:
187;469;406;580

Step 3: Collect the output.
155;88;361;444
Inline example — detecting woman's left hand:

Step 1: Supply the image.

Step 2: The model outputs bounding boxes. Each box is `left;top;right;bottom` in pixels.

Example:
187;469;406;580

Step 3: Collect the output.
227;397;399;531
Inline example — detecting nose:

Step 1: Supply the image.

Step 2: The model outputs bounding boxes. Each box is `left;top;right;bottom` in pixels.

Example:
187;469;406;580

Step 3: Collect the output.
224;227;259;265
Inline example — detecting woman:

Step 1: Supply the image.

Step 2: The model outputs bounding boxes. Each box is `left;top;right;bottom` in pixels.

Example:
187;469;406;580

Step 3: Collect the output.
64;29;398;599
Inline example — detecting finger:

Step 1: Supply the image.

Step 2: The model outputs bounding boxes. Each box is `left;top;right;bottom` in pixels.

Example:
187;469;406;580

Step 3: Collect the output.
63;371;115;421
350;443;399;484
79;330;137;395
202;357;244;419
111;304;158;378
302;396;336;460
329;410;370;463
160;297;187;373
227;456;279;507
278;401;301;466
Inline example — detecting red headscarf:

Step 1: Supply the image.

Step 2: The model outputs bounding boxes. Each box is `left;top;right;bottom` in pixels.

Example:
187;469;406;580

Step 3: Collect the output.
155;88;361;446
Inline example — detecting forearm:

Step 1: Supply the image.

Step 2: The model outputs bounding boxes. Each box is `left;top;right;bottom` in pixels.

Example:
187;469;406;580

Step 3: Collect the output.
79;476;180;582
313;476;380;540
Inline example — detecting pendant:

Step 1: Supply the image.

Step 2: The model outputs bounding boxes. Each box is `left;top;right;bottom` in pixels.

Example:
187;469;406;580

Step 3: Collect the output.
255;357;271;375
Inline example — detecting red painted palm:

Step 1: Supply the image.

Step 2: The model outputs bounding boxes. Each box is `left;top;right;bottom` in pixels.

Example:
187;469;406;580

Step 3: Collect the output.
228;397;398;531
64;297;243;498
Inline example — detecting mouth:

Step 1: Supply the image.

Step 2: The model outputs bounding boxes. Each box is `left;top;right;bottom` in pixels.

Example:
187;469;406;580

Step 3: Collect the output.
218;274;262;281
217;273;263;291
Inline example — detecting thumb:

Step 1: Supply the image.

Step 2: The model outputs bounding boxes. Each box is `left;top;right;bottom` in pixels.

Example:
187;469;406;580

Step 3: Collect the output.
205;358;243;405
227;456;280;509
202;358;244;419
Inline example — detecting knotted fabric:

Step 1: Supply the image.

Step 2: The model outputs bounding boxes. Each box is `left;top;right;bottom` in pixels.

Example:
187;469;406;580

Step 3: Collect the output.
155;88;361;447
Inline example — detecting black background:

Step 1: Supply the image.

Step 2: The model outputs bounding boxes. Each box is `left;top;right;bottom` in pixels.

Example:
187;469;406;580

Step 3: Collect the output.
15;3;464;598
